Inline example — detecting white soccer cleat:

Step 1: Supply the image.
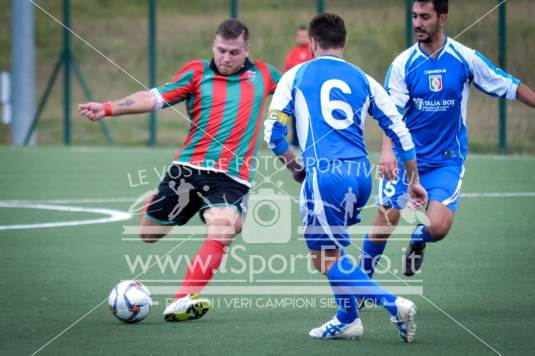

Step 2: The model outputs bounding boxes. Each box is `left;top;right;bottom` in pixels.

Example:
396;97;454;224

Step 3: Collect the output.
309;317;363;340
163;294;211;322
390;297;417;342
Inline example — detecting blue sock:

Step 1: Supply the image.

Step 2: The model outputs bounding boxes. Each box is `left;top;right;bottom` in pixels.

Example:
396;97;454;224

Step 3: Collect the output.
327;250;357;323
360;234;387;278
411;224;434;247
328;254;398;317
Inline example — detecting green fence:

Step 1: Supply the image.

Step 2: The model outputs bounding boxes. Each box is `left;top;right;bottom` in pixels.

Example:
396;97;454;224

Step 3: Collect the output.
3;0;533;153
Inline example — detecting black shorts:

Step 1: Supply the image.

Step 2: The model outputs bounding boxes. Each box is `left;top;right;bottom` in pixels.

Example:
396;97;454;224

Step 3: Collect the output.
144;164;249;226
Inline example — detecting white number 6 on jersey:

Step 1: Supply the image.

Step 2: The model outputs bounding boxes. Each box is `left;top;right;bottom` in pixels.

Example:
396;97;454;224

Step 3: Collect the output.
320;79;354;130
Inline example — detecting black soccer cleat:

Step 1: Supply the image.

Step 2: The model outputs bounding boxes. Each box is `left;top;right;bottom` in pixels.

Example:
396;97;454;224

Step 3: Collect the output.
403;243;426;277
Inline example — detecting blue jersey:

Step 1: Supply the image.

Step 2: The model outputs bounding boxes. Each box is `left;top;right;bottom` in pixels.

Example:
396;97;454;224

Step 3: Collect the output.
265;55;415;167
386;37;520;169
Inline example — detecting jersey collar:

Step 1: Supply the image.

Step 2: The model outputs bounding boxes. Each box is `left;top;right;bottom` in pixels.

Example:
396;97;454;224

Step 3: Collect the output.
317;54;345;62
417;36;449;60
209;58;254;76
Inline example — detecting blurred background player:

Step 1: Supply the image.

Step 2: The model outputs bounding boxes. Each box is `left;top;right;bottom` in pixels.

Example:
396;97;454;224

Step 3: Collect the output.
79;19;280;322
284;25;313;149
284;25;313;71
360;0;535;280
265;13;427;342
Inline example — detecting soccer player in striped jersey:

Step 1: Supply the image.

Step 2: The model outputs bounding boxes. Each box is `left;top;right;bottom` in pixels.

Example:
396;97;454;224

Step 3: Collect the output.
265;13;427;341
360;0;535;280
78;19;280;322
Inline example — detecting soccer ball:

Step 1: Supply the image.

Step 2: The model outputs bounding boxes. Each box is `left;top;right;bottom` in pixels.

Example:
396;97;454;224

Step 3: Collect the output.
108;280;152;323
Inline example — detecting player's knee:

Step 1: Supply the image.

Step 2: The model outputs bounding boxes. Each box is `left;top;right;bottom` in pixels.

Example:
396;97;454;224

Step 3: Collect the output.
205;208;242;244
233;220;243;234
386;211;401;226
375;207;400;226
206;220;240;246
427;223;450;241
369;208;400;241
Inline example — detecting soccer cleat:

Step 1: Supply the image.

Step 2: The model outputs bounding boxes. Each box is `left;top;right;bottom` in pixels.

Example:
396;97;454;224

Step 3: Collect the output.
390;297;417;343
309;317;363;340
403;242;426;276
163;294;211;322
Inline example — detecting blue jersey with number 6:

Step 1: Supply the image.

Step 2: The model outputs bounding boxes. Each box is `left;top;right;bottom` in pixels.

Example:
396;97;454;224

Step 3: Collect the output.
264;55;415;167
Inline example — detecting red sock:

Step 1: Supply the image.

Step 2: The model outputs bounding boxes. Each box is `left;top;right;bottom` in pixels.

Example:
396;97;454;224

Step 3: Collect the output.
175;239;226;299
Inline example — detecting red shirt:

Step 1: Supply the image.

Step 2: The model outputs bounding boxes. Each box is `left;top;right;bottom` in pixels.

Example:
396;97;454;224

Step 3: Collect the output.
284;45;313;72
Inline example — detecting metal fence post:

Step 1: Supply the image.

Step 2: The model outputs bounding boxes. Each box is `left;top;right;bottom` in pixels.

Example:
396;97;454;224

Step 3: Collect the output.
231;0;238;18
406;0;413;48
498;0;507;153
12;0;36;145
63;0;72;145
317;0;325;13
148;0;157;146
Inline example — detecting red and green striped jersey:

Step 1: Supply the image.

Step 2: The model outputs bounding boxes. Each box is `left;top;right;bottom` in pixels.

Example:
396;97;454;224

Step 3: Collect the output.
152;58;280;187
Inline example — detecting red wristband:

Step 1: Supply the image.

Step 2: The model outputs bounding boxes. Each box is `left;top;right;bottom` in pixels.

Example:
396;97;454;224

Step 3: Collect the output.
103;101;113;117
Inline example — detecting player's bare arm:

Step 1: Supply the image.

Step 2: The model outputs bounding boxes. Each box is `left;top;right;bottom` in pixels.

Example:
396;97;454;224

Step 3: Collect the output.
402;159;427;210
517;83;535;109
78;90;157;121
379;133;398;181
278;148;305;183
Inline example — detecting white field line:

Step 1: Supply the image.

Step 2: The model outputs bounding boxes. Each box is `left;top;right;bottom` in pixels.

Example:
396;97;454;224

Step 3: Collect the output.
0;202;131;230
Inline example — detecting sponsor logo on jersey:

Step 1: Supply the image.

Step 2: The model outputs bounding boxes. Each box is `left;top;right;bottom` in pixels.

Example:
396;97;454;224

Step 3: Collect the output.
424;68;447;75
244;70;256;82
429;74;443;92
413;98;424;110
412;97;455;112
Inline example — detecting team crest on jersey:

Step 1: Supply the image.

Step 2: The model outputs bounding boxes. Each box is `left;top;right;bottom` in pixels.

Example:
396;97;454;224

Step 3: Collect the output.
244;70;256;82
429;74;443;92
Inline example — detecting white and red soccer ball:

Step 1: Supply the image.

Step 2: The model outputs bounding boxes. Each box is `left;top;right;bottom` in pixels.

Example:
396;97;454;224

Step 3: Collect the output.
108;280;152;323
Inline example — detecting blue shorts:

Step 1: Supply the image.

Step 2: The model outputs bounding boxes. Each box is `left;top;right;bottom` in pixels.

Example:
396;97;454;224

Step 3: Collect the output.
376;164;465;213
301;159;372;251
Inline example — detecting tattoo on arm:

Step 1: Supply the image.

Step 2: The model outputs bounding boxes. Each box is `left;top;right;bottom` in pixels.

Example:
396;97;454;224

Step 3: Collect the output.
118;99;135;107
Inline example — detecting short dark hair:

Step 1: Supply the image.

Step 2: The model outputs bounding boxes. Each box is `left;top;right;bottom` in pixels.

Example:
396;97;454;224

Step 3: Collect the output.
216;19;249;41
308;13;346;49
414;0;448;15
298;25;307;31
